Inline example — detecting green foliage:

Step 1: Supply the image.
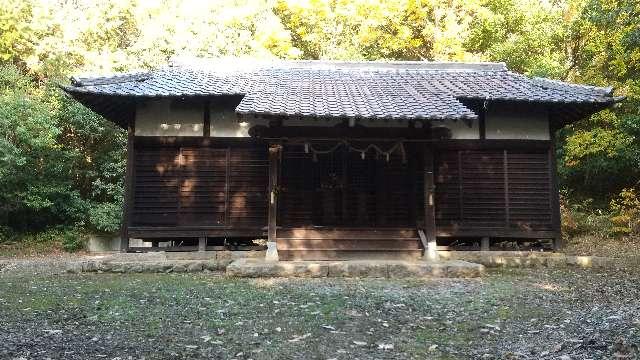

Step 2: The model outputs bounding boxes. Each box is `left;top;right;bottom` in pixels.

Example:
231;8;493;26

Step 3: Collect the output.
0;227;77;256
0;225;15;243
88;202;122;234
274;0;481;61
0;64;125;237
465;0;569;77
609;188;640;236
61;230;84;252
560;193;614;238
557;0;640;205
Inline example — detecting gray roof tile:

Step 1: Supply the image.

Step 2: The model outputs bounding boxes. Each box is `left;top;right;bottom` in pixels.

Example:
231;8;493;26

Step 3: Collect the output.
63;60;618;121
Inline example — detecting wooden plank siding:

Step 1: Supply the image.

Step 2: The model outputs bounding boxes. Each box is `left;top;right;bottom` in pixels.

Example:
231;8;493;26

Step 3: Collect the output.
434;146;554;237
131;138;268;233
126;137;558;245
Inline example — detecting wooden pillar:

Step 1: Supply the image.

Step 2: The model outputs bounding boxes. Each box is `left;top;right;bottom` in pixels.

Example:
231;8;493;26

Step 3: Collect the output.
120;116;135;252
266;143;282;261
408;144;417;225
423;146;439;261
503;150;510;229
375;159;386;226
549;130;563;250
479;102;487;140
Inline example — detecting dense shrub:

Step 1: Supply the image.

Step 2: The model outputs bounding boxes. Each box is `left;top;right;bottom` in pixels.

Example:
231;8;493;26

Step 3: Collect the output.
609;188;640;236
561;193;613;239
61;230;84;252
0;65;125;238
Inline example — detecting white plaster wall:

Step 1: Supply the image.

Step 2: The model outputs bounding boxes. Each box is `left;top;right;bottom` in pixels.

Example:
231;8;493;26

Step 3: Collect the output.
485;103;550;140
135;99;204;136
211;105;274;137
439;119;479;139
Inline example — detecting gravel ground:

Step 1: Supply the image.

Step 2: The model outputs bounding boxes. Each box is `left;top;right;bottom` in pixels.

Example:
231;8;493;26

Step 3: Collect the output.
0;262;639;359
0;255;77;275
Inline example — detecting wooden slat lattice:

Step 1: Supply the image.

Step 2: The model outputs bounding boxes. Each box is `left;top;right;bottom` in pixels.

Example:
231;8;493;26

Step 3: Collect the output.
132;144;268;229
434;148;553;234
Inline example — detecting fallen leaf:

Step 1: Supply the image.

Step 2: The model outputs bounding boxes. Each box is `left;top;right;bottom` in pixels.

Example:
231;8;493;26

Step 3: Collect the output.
288;333;311;342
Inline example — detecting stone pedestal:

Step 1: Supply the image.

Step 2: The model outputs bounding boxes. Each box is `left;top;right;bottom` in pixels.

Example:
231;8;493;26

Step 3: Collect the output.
265;241;279;261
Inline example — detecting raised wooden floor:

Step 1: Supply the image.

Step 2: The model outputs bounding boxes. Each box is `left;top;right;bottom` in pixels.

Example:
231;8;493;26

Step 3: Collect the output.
276;228;423;261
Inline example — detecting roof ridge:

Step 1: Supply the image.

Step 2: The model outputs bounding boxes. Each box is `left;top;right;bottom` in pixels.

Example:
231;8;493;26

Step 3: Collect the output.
168;58;508;72
71;71;151;87
531;77;613;96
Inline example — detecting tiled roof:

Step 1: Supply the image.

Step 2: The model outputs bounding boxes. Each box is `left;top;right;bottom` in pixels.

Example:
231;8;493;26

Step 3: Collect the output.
63;59;619;122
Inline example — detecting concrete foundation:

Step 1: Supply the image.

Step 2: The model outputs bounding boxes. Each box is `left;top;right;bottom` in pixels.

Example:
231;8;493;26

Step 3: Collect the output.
85;234;149;252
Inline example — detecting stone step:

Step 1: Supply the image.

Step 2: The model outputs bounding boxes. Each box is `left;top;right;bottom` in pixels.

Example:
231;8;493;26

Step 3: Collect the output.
225;259;485;278
278;249;423;261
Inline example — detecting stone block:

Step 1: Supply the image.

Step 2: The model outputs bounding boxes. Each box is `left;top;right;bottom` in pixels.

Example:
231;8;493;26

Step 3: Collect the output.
165;252;216;261
65;262;83;273
445;260;485;278
171;265;187;273
202;260;224;271
544;256;568;267
387;262;447;278
186;261;204;272
226;259;328;278
216;250;266;261
327;261;388;278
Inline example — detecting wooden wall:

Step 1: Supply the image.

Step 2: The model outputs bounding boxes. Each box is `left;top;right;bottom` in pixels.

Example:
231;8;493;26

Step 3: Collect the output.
434;145;555;237
127;137;558;242
131;138;268;230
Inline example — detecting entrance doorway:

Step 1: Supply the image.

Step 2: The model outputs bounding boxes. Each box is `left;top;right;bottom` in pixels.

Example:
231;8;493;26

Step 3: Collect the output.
278;143;423;228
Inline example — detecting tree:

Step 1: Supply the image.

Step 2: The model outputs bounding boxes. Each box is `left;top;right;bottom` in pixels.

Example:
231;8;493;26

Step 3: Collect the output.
558;0;640;200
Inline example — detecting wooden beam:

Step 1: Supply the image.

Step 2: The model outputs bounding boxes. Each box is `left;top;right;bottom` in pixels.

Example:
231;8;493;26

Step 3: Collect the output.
423;145;438;259
134;136;551;151
436;228;557;239
503;150;510;228
224;148;230;226
549;130;563;250
120;115;136;252
375;158;386;226
203;101;211;137
127;227;265;239
478;103;487;140
249;124;434;139
457;150;464;221
198;237;207;252
432;139;551;150
341;148;348;225
408;144;417;225
266;143;282;260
